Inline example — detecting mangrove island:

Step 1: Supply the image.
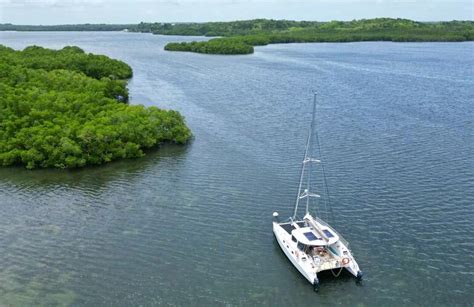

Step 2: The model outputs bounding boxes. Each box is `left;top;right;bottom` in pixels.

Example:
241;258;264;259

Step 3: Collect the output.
0;45;191;169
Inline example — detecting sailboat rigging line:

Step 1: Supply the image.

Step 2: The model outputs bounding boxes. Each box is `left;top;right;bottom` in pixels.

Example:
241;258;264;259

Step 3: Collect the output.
315;130;335;223
305;94;317;215
292;133;310;219
293;92;318;219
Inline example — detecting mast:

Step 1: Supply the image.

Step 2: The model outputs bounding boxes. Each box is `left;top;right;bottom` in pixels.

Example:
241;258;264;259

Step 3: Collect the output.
292;92;321;219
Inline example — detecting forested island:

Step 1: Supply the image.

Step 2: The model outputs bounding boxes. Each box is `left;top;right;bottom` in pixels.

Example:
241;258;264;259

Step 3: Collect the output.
0;45;191;169
148;18;474;55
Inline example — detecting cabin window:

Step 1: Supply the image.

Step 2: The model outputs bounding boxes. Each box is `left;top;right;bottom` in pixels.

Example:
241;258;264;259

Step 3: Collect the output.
297;242;305;251
291;235;297;243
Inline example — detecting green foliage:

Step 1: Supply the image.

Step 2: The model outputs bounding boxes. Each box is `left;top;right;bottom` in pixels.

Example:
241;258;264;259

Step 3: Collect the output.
0;45;191;169
165;38;254;54
158;18;474;55
132;19;317;36
1;45;133;79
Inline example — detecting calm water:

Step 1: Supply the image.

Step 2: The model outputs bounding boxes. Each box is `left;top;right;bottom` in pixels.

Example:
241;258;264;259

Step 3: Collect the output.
0;32;473;306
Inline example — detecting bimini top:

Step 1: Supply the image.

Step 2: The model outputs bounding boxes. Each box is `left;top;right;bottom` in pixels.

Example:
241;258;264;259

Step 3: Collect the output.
291;227;327;246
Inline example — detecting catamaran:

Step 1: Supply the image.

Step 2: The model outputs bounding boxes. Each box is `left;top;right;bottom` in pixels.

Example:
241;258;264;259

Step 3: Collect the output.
272;93;362;292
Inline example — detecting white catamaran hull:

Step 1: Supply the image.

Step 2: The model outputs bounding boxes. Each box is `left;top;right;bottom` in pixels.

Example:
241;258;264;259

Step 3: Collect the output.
273;214;362;288
273;222;317;284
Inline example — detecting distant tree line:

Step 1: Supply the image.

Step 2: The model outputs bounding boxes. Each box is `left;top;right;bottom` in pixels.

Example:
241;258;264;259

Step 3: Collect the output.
2;18;472;55
134;18;474;38
147;18;474;55
0;45;191;169
132;19;317;36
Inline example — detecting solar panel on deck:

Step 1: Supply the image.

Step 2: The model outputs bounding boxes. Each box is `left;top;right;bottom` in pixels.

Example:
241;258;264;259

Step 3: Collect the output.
304;232;319;241
323;229;334;238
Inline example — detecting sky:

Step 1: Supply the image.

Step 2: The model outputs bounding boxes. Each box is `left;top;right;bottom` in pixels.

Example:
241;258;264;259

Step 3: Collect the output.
0;0;472;25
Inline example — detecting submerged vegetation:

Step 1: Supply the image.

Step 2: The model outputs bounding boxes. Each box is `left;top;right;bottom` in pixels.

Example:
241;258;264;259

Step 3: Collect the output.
0;45;191;169
139;18;474;55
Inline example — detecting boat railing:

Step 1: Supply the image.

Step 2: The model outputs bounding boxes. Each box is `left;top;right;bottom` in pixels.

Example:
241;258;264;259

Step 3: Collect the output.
313;216;350;248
